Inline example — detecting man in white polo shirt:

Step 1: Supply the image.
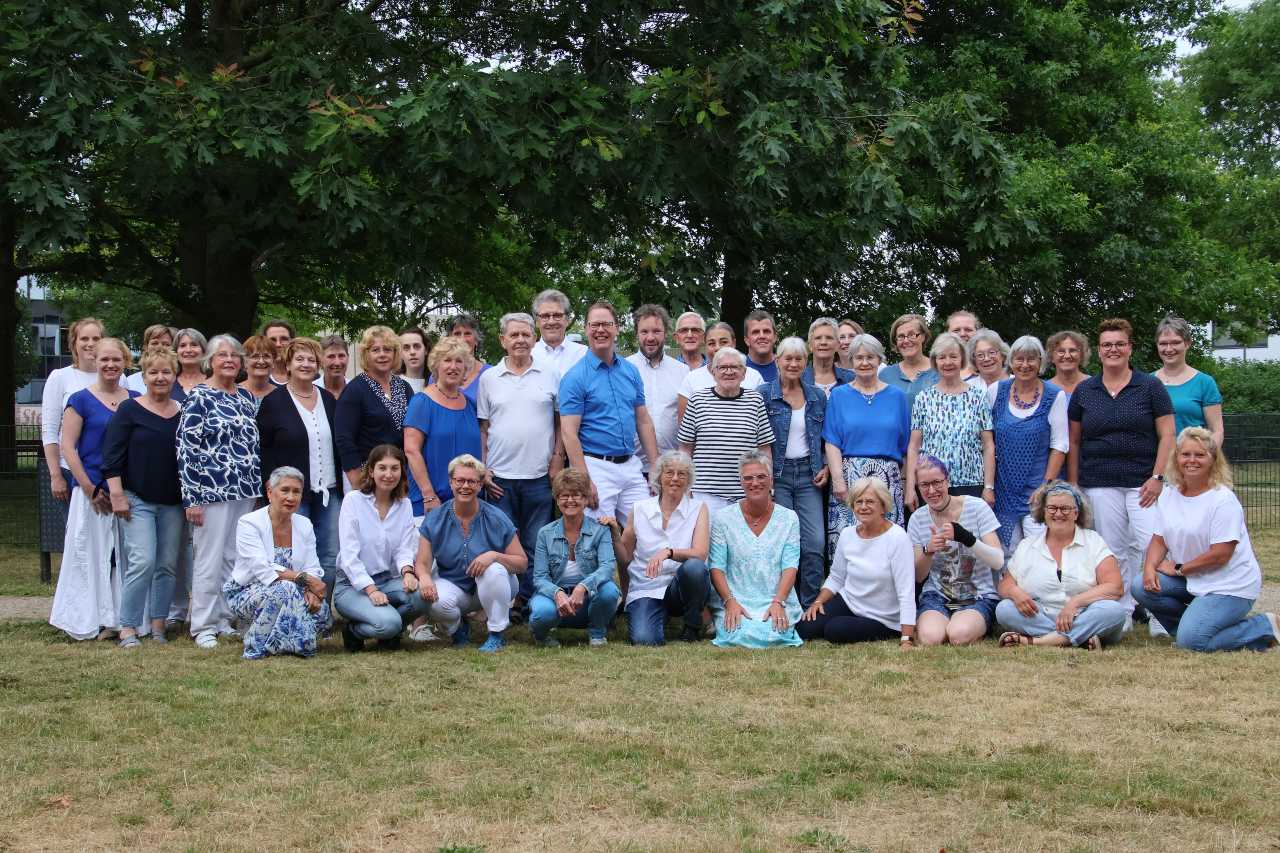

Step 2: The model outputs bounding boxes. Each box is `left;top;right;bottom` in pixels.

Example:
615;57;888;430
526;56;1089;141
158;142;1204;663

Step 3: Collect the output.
531;288;587;379
626;305;689;472
677;321;763;423
477;311;563;612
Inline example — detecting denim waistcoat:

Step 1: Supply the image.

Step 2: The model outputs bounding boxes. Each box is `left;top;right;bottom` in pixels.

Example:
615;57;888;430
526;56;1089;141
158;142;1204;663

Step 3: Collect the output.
533;515;617;600
761;378;827;478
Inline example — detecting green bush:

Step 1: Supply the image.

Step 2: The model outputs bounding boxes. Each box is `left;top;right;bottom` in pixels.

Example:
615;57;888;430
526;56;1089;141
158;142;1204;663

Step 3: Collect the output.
1200;359;1280;413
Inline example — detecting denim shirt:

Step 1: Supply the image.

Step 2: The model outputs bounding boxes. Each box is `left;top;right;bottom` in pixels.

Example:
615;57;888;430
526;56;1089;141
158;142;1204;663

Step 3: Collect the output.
533;516;616;599
761;378;827;478
801;364;854;390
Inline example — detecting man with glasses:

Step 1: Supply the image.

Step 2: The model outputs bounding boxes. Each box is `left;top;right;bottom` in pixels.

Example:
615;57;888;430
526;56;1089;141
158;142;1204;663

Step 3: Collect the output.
673;311;708;369
626;305;690;472
559;300;661;522
531;288;587;380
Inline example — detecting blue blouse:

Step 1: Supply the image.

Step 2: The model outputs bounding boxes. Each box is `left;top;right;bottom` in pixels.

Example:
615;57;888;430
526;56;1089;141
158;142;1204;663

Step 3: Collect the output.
1164;371;1222;435
334;374;412;472
880;363;938;413
420;500;518;595
66;388;140;486
822;383;910;462
403;392;481;515
177;385;261;507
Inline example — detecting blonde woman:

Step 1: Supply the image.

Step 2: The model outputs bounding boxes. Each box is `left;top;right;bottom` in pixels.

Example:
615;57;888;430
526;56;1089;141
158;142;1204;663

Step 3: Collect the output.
334;325;413;489
42;317;104;502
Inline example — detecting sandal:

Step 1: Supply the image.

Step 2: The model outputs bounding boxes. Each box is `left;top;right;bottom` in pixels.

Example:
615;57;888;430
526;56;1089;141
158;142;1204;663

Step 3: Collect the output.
1085;635;1104;651
999;631;1032;648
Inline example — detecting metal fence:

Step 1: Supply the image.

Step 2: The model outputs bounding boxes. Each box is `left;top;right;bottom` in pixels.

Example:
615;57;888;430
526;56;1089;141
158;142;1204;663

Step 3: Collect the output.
1221;414;1280;528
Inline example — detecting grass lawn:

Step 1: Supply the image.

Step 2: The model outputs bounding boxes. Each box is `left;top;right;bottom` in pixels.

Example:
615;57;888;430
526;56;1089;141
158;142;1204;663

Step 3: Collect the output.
1;614;1279;851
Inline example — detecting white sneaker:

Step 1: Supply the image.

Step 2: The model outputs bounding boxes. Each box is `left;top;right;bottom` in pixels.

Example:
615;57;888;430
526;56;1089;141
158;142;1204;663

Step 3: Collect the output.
1122;615;1134;634
589;636;608;648
408;624;439;643
219;627;241;639
195;632;218;650
1264;612;1280;647
1149;619;1169;638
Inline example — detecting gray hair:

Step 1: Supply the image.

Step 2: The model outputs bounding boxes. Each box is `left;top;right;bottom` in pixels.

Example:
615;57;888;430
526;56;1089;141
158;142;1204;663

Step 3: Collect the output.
531;288;571;317
499;312;536;335
807;317;840;339
267;466;305;491
929;332;968;370
633;304;672;333
675;311;705;331
711;346;746;368
202;334;244;373
847;333;885;362
1029;480;1095;529
776;336;808;360
175;328;207;352
650;450;696;496
738;449;773;477
447;313;483;348
967;328;1010;365
1155;315;1194;344
1008;335;1047;374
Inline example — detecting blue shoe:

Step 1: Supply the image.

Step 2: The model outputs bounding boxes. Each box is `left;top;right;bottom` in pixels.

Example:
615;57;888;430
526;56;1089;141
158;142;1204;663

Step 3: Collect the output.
451;624;470;648
477;632;506;654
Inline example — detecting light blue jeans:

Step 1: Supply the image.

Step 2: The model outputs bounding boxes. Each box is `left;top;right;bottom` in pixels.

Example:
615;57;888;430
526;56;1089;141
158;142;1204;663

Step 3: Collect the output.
773;459;826;608
529;581;621;641
995;598;1128;647
295;489;340;601
1130;574;1276;652
333;574;430;640
119;492;185;630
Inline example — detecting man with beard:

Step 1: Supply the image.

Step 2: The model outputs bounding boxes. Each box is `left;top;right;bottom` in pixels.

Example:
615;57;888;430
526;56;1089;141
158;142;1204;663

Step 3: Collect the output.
626;305;690;473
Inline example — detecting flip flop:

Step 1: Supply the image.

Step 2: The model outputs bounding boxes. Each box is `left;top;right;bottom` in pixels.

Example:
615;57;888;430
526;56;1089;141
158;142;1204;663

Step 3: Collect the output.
1085;635;1104;651
999;631;1032;648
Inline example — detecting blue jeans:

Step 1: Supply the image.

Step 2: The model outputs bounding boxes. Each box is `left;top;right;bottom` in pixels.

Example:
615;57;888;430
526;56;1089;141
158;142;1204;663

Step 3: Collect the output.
1130;574;1276;652
295;490;341;599
995;598;1127;647
773;459;825;608
119;493;185;630
625;559;710;646
333;574;430;641
529;581;621;641
490;475;554;603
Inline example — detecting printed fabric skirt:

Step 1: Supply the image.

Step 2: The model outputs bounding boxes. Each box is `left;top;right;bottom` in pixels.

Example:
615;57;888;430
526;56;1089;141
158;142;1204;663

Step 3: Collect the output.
222;578;332;660
827;456;904;561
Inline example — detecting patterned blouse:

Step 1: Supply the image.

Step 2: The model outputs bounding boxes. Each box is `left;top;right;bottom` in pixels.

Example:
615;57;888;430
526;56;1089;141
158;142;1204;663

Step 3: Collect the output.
177;384;262;507
910;385;993;487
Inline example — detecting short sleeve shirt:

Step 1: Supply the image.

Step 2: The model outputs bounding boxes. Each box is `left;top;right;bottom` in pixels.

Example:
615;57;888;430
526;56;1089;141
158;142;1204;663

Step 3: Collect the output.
910;386;993;487
1154;486;1261;599
558;350;646;457
907;498;1001;603
420;500;518;595
1068;371;1173;488
1163;371;1222;436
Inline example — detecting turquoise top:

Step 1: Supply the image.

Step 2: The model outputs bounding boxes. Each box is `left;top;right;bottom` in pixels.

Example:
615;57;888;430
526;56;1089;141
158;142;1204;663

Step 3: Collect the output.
1163;371;1222;435
709;503;803;648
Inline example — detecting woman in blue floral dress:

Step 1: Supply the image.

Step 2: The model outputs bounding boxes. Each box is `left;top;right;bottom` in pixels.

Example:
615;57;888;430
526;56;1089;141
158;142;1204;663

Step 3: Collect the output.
223;466;331;659
708;451;803;648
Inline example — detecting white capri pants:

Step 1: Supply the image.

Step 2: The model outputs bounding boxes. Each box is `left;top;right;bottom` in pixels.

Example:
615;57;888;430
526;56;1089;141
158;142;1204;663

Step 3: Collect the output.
427;564;519;634
584;455;650;523
190;498;256;637
1084;486;1157;615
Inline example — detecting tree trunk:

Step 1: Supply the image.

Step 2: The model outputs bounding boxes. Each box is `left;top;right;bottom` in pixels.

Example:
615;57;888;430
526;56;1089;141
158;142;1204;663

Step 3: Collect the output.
719;238;754;348
0;204;19;469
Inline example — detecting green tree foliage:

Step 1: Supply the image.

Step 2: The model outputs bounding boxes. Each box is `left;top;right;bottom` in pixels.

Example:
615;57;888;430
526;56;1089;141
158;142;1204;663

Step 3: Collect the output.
1201;359;1280;414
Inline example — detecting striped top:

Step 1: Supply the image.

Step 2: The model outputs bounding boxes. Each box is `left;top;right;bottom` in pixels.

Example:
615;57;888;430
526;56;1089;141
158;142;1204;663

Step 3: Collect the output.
676;388;774;501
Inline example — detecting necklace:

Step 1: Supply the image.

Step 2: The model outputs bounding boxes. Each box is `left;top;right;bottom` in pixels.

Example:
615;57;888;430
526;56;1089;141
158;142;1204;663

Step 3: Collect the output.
855;382;878;404
438;387;462;401
1011;382;1041;410
742;503;770;529
290;386;316;399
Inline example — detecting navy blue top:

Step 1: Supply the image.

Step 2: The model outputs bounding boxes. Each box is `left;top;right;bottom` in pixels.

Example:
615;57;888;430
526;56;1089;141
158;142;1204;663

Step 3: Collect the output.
256;385;342;497
1068;371;1174;489
420;499;518;595
760;378;828;478
558;349;647;457
403;392;482;515
334;373;413;472
177;385;261;506
100;399;181;505
822;382;911;462
67;388;140;487
747;356;779;384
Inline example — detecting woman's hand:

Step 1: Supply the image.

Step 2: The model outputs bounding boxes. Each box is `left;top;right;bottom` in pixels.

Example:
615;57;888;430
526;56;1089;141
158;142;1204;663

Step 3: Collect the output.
466;551;500;577
185;505;205;527
899;638;915;653
569;584;587;612
812;468;829;488
367;588;389;607
402;571;419;594
484;472;504;501
50;472;70;502
928;525;951;554
417;575;438;603
421;493;441;513
1055;599;1080;633
1142;566;1161;593
830;476;848;504
723;597;746;632
554;589;576;617
801;600;825;622
90;489;112;516
645;550;669;578
765;600;789;631
904;484;918;512
303;589;322;614
1010;587;1039;618
983;486;996;507
304;575;327;598
110;491;131;521
1138;476;1163;508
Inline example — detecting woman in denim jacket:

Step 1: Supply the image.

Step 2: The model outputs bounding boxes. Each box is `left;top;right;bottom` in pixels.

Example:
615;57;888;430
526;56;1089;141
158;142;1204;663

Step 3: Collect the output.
761;337;828;608
528;468;621;647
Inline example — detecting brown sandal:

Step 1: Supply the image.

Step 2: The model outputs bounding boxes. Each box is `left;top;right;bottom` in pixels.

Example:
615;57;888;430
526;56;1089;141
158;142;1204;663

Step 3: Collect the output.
1085;635;1103;651
999;631;1032;648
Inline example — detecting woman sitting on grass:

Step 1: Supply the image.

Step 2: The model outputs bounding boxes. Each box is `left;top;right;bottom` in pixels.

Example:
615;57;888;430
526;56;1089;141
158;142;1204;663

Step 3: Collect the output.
996;481;1127;650
224;466;331;659
708;450;803;648
528;468;620;647
1131;428;1280;652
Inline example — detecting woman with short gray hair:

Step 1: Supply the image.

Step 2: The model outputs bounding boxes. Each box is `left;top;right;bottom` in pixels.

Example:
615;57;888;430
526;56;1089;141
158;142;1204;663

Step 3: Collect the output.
1153;316;1223;445
224;466;331;659
178;333;262;649
966;328;1011;390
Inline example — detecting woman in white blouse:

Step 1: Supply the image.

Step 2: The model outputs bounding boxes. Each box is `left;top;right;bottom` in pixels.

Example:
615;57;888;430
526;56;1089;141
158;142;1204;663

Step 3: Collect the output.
1131;428;1279;652
798;478;917;648
997;481;1127;649
42;317;104;502
333;445;428;652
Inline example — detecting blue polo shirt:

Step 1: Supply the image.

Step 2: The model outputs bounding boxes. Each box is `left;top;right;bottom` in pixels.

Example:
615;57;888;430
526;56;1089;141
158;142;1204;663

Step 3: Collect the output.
558;349;647;456
1068;371;1174;489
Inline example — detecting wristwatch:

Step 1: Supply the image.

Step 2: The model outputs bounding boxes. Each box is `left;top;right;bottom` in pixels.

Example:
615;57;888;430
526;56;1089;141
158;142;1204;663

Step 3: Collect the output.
1150;474;1165;482
1173;562;1184;576
295;572;312;589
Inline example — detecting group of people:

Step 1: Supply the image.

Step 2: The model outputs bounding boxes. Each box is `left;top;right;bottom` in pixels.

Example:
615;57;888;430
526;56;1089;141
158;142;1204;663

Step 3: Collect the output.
41;296;1279;658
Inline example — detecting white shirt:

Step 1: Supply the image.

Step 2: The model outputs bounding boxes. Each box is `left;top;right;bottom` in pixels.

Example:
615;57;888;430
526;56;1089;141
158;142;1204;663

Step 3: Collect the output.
825;524;917;630
1007;526;1113;614
41;365;98;467
784;406;808;458
402;374;425;395
532;338;588;382
289;390;337;500
985;382;1069;453
626;494;706;605
1155;486;1261;599
476;358;558;479
677;364;763;400
232;507;321;586
625;352;689;468
337;491;419;591
125;372;146;394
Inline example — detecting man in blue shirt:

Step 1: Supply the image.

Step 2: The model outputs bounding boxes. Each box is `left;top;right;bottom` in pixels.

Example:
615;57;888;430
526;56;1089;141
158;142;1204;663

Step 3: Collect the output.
744;309;779;383
560;300;660;522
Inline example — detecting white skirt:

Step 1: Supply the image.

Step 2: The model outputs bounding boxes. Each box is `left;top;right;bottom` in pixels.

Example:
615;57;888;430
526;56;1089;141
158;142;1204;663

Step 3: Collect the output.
48;489;122;640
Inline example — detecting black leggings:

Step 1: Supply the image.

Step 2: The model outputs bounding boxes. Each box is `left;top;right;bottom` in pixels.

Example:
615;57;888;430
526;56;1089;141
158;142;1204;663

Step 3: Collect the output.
796;595;896;644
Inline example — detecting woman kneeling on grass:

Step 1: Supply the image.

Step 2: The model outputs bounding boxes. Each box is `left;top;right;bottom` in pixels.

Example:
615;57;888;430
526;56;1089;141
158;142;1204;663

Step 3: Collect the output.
996;481;1127;650
798;478;917;648
225;466;331;659
528;468;620;647
1130;428;1280;652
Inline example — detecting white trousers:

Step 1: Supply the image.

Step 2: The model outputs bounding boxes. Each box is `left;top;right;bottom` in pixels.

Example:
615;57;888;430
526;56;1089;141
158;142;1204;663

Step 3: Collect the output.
427;564;518;633
584;455;650;523
691;491;732;515
190;498;255;637
1085;486;1158;614
49;489;121;640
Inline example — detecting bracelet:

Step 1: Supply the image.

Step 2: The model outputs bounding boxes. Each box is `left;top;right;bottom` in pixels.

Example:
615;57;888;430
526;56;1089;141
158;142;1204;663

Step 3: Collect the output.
899;635;913;645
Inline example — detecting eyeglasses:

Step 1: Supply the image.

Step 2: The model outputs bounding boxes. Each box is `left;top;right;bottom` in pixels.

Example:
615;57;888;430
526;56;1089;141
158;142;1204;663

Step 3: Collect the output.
536;312;566;322
1045;505;1078;515
917;479;947;492
676;326;703;335
450;477;481;488
1098;341;1130;351
742;473;770;484
586;321;616;331
895;331;923;342
716;365;744;373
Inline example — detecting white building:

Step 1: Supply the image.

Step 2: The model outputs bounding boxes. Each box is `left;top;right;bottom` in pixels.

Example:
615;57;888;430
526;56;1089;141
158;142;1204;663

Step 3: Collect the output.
1208;322;1280;363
